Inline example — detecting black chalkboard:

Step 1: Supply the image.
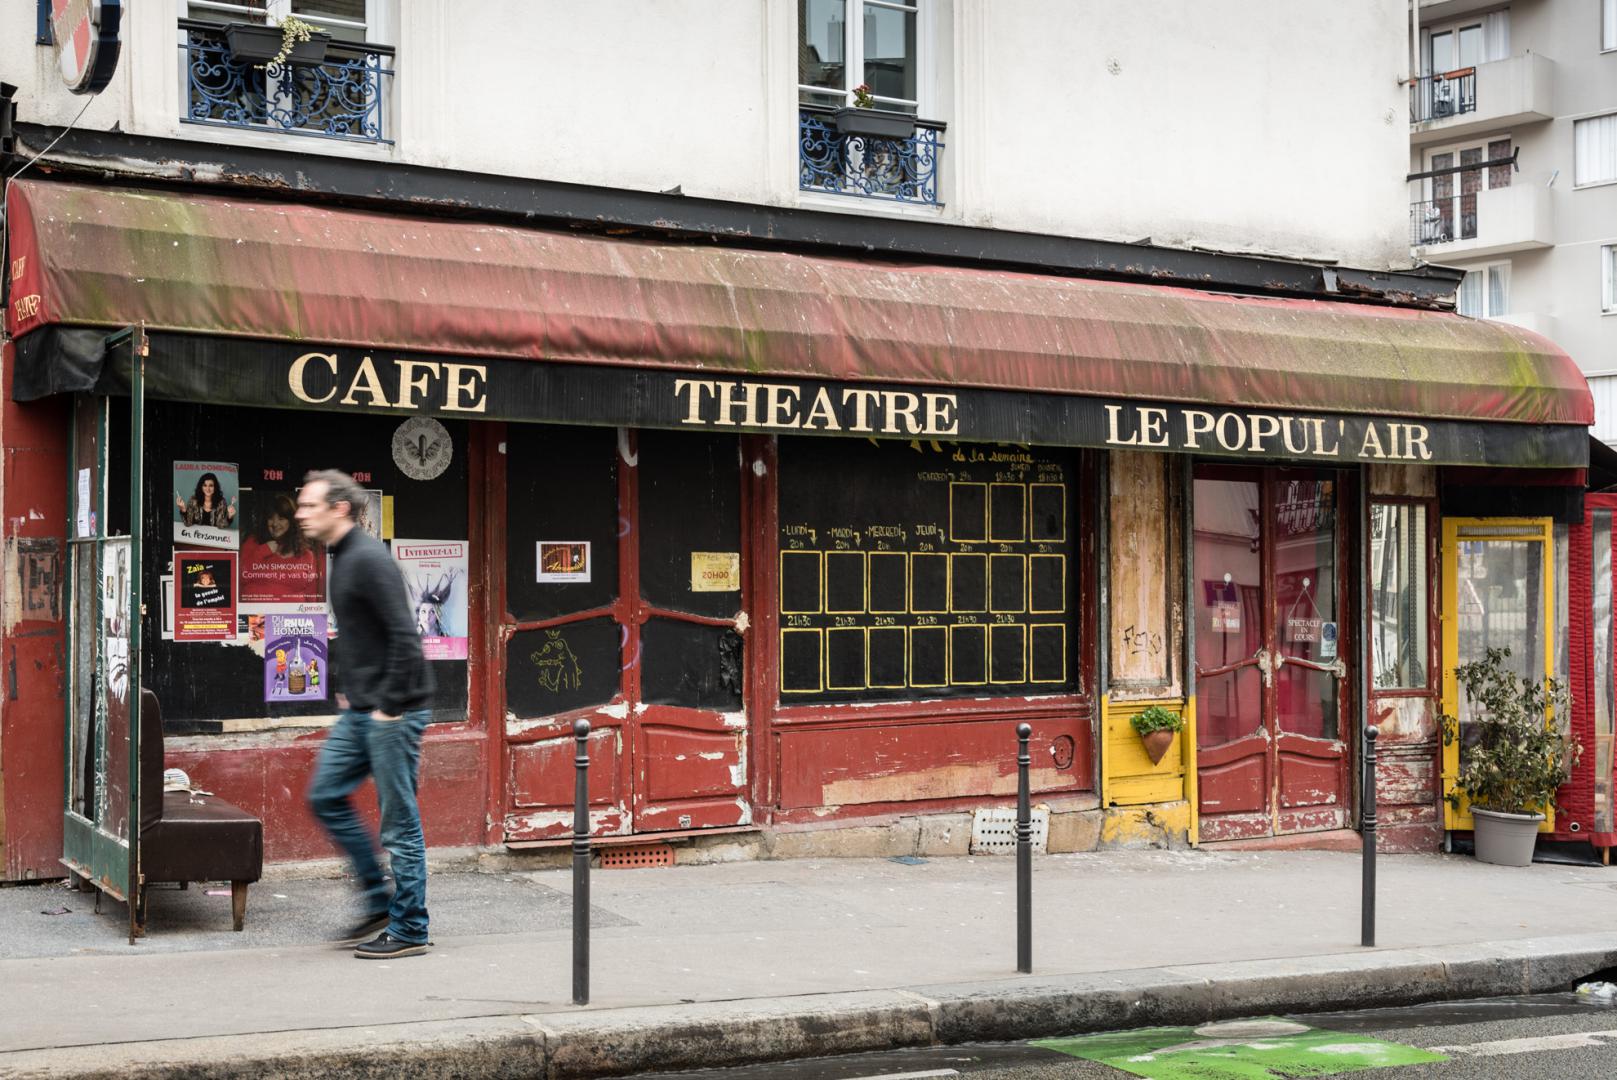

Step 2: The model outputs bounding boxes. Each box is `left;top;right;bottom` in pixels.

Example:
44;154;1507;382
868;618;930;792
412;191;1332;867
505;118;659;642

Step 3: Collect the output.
1031;484;1066;542
869;553;908;613
780;551;823;614
991;483;1026;543
1030;554;1065;613
826;627;867;691
869;627;907;688
778;438;1077;704
507;618;622;718
990;554;1026;613
952;553;987;613
1031;623;1067;684
951;624;987;685
506;424;619;622
991;624;1027;683
781;628;823;694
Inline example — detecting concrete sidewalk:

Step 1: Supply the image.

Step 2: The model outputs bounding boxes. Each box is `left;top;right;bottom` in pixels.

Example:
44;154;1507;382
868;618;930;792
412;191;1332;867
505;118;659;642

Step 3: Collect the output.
3;849;1616;1078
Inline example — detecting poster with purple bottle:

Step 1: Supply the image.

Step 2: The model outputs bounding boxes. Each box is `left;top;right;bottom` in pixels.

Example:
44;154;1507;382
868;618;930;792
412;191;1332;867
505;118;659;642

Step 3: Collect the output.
264;613;329;702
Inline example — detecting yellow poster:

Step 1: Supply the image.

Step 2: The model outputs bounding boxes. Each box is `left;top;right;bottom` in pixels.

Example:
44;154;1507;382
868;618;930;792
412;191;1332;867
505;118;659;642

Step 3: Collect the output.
690;552;741;592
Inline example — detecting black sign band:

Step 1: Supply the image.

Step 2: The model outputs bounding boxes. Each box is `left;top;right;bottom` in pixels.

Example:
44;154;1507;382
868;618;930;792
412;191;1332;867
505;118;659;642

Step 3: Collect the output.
19;329;1588;468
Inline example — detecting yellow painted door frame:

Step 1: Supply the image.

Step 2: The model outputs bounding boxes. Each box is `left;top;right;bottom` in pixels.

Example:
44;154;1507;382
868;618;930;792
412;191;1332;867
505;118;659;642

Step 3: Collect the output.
1439;516;1556;832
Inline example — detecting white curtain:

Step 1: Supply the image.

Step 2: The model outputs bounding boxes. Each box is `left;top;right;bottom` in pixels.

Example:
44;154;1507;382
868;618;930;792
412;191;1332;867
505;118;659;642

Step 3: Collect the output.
1487;265;1508;317
1605;0;1617;53
1575;114;1617;186
1483;10;1510;62
1458;271;1483;317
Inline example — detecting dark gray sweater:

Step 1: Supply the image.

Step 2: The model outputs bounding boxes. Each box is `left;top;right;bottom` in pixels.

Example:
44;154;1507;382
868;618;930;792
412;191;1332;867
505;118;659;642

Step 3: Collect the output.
328;527;434;715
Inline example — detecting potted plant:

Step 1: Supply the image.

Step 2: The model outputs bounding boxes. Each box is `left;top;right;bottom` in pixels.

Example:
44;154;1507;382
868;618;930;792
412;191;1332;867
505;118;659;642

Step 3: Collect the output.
225;15;330;68
1129;705;1184;766
834;83;918;140
1438;647;1579;867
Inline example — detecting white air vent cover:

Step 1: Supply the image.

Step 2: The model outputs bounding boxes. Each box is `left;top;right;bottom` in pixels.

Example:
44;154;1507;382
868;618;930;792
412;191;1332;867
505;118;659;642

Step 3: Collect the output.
970;807;1049;855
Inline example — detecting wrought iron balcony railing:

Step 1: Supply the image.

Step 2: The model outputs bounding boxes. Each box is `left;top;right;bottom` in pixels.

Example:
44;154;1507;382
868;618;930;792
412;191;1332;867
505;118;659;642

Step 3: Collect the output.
180;19;394;144
798;107;944;206
1409;197;1478;246
1409;69;1477;125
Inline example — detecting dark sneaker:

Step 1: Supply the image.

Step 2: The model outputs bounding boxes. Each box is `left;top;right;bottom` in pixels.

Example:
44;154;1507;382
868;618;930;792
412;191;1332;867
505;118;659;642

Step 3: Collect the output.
334;909;390;945
354;931;430;959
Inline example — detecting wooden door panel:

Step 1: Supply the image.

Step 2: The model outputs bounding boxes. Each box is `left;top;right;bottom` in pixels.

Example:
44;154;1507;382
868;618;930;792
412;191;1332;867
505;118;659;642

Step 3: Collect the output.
1197;747;1269;817
639;722;746;802
1276;741;1344;810
503;726;629;840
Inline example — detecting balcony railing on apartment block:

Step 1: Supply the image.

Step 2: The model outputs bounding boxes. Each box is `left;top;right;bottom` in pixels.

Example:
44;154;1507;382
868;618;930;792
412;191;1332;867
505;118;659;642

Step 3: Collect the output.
180;19;394;144
1409;69;1476;125
798;107;944;206
1409;197;1478;246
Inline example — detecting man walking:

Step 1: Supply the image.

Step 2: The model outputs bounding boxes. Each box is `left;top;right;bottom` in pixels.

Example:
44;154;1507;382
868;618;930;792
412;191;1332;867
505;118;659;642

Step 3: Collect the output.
297;470;435;959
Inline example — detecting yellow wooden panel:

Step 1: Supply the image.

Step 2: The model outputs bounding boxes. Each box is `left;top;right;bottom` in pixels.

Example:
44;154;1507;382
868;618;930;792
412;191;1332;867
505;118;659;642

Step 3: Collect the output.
1101;696;1187;806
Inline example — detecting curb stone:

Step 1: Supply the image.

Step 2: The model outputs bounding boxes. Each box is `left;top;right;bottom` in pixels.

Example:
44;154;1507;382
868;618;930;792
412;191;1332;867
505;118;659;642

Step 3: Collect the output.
3;936;1615;1079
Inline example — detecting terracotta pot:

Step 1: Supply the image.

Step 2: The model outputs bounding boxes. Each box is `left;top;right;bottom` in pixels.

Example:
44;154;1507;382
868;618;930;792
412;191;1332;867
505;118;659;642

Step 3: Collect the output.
1141;729;1175;765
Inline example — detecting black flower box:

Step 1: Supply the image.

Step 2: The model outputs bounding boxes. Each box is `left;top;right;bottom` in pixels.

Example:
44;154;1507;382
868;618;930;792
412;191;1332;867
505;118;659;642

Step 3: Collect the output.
224;23;332;66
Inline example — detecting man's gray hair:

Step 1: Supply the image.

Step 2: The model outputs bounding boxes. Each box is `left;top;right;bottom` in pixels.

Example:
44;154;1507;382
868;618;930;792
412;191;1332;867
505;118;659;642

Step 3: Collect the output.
303;469;369;521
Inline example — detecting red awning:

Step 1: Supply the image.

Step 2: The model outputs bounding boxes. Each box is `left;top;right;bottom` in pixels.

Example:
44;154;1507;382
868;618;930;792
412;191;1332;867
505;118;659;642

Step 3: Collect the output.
3;179;1592;427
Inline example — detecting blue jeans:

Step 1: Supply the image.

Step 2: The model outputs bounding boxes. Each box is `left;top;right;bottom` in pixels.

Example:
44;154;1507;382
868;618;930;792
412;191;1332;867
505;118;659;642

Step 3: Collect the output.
307;708;431;944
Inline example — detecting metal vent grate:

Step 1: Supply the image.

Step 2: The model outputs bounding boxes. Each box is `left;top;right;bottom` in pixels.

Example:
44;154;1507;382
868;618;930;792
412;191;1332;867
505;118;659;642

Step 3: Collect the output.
599;842;675;869
970;808;1049;855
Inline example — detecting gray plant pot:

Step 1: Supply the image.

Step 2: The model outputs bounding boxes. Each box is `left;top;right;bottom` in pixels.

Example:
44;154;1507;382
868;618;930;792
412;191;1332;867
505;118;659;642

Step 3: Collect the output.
1471;807;1544;867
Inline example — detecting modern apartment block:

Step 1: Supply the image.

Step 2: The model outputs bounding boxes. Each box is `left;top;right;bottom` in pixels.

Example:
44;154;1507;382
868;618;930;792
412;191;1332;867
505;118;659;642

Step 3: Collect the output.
1410;0;1617;437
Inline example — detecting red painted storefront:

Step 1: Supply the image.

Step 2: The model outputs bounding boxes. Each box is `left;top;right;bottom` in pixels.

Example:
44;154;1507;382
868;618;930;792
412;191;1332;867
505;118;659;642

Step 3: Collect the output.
0;178;1596;880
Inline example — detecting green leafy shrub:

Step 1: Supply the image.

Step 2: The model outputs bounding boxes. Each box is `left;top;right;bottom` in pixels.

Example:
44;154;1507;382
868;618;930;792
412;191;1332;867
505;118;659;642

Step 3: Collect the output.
1129;705;1183;737
1438;647;1578;815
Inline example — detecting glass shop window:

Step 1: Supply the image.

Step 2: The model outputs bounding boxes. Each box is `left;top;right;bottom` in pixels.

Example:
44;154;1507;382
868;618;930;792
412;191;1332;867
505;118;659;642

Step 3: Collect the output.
118;400;471;734
776;436;1079;705
1370;503;1429;689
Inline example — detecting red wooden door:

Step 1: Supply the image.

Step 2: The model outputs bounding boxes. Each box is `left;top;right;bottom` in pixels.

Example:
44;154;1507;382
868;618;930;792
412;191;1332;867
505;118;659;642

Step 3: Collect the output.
1193;467;1350;841
499;427;750;842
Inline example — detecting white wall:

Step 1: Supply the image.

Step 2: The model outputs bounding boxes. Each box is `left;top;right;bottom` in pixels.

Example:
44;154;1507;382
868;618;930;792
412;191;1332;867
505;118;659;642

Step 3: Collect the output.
2;0;1415;272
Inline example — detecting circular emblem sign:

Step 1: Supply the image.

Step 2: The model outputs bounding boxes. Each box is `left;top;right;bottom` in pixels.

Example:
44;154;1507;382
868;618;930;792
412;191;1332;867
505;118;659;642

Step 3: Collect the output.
52;0;123;95
392;417;453;481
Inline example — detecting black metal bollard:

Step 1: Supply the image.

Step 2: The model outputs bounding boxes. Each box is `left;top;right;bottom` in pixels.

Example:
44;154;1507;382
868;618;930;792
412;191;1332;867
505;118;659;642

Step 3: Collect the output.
1016;722;1032;973
1361;725;1379;948
572;718;591;1005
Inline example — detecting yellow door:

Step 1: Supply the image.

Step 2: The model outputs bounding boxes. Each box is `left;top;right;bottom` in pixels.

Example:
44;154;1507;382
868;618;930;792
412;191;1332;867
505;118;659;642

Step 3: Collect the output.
1440;517;1556;832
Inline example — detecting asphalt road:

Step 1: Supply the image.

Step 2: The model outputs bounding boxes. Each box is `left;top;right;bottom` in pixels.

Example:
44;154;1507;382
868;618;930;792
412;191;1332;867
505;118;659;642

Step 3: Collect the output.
629;992;1617;1079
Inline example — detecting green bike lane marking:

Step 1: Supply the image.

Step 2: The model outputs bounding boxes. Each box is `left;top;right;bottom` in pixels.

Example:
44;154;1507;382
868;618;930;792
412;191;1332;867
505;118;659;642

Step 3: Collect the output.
1035;1018;1448;1079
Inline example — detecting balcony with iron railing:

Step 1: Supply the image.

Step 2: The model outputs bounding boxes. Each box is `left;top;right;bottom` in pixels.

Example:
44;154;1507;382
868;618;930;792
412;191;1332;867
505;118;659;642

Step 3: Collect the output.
1409;54;1555;145
1409;69;1477;124
798;106;945;206
1409;185;1553;259
179;19;395;145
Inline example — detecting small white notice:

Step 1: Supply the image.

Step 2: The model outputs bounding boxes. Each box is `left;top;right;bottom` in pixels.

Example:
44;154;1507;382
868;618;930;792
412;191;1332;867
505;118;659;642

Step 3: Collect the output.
76;468;91;537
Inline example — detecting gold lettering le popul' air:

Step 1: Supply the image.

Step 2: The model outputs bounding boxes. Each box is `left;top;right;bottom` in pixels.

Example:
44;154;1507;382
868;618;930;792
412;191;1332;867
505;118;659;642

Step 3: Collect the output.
288;352;488;413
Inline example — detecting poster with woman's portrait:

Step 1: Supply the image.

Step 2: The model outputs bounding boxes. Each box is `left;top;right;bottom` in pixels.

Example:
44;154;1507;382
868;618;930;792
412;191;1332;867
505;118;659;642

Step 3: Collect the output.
238;489;326;604
172;461;240;550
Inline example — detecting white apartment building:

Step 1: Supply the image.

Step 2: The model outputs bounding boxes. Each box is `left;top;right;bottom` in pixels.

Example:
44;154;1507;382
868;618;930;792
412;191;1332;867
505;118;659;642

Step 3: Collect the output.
1410;0;1617;437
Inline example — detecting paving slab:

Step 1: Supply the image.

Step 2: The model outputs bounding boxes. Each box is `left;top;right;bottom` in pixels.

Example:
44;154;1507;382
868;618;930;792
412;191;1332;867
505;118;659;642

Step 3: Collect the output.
2;849;1614;1077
